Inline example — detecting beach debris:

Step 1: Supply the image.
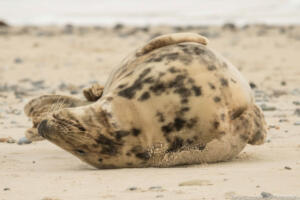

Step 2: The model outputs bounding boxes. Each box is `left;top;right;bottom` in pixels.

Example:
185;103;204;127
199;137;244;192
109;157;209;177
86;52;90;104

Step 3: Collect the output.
17;137;32;145
0;137;16;143
178;179;213;186
260;104;276;111
261;192;273;198
284;166;292;170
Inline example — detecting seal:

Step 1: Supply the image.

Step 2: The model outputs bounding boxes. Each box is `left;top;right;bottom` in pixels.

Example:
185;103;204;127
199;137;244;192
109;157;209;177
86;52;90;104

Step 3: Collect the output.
24;33;267;169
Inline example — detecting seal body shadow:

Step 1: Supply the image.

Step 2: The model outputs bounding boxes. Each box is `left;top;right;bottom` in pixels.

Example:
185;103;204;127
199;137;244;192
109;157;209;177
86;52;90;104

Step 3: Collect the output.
32;33;267;169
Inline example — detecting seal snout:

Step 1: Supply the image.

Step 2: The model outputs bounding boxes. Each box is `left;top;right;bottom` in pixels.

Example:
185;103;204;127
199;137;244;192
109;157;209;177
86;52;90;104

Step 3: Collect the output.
38;120;50;137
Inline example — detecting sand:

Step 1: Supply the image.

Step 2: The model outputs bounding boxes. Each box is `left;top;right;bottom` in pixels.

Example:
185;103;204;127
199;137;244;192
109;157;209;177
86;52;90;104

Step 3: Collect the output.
0;24;300;200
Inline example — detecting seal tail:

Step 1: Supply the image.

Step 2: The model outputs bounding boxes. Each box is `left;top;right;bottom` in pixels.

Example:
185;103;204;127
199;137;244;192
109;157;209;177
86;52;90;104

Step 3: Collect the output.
136;32;208;56
232;104;267;145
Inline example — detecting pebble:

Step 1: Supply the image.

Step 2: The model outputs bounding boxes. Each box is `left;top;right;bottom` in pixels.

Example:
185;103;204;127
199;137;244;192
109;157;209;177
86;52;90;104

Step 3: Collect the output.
294;122;300;126
284;166;292;170
3;187;10;191
128;187;138;191
17;137;32;145
260;104;276;111
294;108;300;116
261;191;273;198
14;57;23;64
293;101;300;106
281;81;286;86
249;82;257;89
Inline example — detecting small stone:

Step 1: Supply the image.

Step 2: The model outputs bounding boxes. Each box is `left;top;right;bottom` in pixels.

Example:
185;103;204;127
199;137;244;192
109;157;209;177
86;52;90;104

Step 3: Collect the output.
249;82;256;89
114;23;124;30
260;104;276;111
18;137;32;145
3;187;10;191
156;195;164;198
294;122;300;126
281;81;286;86
14;57;23;64
293;101;300;106
261;192;273;198
128;187;138;191
284;166;292;170
294;108;300;116
256;185;260;188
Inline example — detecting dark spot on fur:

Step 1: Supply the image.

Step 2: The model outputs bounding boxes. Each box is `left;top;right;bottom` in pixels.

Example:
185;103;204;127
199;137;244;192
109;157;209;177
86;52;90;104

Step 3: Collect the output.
174;87;191;98
139;91;150;101
135;151;150;160
207;65;217;71
118;84;127;89
231;107;245;120
149;82;166;95
168;66;181;73
248;131;263;144
156;112;165;122
193;46;205;55
214;96;221;102
220;113;225;121
186;117;198;128
96;134;121;156
240;134;249;142
180;107;190;113
161;123;173;134
167;137;184;152
131;128;141;136
181;98;189;104
220;78;229;87
208;82;216;90
75;149;85;155
197;144;206;151
192;86;202;96
213;121;220;129
118;68;152;99
174;117;186;131
115;130;130;141
106;97;113;101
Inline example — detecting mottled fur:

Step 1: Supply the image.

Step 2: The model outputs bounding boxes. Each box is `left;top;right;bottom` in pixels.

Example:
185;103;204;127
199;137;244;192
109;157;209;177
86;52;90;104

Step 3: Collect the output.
25;33;267;169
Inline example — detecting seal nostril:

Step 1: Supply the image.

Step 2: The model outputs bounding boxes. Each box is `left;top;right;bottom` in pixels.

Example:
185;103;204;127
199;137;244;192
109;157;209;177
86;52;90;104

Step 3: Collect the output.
38;120;48;137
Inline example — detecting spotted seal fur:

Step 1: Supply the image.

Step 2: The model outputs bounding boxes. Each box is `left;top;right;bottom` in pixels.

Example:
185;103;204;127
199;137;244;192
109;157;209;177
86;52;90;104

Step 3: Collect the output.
24;33;267;169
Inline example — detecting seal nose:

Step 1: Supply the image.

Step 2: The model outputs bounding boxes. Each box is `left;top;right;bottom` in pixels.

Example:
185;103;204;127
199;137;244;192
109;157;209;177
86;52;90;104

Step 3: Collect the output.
38;120;49;137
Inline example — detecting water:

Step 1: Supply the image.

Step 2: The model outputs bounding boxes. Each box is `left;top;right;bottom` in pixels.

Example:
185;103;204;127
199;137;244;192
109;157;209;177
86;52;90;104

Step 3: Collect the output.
0;0;300;26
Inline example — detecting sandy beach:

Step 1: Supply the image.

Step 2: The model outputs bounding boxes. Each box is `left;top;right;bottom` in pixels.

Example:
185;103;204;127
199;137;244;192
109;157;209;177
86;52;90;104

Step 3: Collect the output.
0;24;300;200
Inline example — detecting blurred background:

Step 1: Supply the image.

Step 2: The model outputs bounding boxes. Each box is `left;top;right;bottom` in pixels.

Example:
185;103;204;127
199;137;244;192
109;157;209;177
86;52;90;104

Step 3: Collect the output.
1;0;300;26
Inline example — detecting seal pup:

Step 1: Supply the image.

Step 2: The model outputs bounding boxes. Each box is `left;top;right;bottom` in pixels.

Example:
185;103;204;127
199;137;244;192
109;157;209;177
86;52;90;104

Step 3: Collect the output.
25;33;267;169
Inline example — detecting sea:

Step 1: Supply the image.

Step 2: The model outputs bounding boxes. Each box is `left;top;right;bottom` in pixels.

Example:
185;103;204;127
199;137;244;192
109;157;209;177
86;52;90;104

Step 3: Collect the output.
0;0;300;26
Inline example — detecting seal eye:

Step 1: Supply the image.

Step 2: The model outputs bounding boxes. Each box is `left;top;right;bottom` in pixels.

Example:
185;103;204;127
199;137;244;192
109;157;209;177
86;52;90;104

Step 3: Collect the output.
75;149;85;155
